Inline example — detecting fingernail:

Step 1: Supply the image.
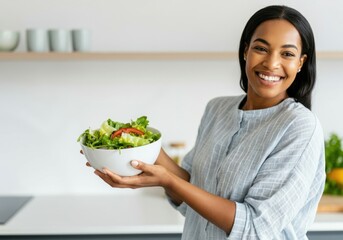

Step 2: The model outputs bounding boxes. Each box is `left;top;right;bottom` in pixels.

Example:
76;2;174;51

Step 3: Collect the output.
102;168;108;175
131;160;139;167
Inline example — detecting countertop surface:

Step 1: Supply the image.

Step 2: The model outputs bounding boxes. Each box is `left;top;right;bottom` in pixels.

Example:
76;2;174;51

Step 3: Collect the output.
0;189;184;235
1;190;343;235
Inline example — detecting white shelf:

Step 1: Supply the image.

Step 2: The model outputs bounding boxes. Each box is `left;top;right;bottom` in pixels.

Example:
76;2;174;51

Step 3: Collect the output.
0;51;342;61
0;52;237;61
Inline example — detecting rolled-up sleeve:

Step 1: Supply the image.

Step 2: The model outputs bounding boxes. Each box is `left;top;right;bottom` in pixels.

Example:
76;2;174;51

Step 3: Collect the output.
228;118;325;239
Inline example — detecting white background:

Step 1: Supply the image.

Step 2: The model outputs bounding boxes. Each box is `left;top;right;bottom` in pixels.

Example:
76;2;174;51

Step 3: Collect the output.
0;0;342;195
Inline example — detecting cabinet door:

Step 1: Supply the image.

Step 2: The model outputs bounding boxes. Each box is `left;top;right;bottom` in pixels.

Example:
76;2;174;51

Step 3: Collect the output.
307;231;343;240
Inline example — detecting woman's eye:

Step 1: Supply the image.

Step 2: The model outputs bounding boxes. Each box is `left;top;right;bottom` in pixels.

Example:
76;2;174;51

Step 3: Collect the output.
253;46;267;52
283;52;296;57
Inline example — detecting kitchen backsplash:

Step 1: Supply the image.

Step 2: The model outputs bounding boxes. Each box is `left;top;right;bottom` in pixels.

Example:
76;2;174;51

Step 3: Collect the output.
0;60;242;195
0;59;342;195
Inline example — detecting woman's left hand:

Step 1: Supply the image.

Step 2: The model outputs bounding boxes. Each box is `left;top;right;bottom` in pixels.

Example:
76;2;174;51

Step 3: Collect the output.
92;160;172;189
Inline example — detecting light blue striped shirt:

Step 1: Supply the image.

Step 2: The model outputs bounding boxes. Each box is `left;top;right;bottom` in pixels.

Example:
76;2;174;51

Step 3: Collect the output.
170;95;325;240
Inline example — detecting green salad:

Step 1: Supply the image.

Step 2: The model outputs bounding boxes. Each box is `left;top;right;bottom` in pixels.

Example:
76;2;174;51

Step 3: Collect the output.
78;116;161;150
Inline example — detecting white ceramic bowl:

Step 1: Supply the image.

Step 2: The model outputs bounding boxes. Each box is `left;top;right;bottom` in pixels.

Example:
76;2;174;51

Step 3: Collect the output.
80;127;162;176
0;30;20;51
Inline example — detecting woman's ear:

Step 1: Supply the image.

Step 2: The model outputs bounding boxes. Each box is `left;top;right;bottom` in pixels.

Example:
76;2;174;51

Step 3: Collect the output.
299;54;307;70
244;44;248;61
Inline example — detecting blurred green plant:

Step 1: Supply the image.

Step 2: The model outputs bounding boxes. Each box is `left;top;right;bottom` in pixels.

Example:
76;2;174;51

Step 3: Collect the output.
324;133;343;195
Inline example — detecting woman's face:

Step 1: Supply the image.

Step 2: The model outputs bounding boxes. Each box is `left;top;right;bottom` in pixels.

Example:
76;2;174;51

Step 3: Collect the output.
244;19;307;109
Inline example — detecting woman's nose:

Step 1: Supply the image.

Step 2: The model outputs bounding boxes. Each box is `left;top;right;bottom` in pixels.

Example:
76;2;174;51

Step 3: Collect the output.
262;53;281;70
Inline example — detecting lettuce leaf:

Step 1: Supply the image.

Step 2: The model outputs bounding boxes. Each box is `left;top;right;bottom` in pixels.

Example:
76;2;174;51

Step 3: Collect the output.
78;116;160;150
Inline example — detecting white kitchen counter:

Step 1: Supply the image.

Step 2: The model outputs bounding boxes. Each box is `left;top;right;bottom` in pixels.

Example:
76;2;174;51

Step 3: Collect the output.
311;213;343;232
0;189;184;235
1;189;343;235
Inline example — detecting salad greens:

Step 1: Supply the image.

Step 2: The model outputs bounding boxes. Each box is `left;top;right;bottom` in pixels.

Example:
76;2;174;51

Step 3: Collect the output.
78;116;161;150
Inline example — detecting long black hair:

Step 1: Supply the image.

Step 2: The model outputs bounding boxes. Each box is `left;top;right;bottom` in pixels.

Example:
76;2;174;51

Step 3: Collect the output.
239;5;316;110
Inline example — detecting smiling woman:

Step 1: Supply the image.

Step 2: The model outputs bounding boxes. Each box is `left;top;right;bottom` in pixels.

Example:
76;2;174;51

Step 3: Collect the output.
242;19;307;110
239;5;316;111
88;5;325;240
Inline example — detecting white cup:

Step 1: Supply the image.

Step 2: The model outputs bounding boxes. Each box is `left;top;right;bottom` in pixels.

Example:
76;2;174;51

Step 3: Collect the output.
0;30;20;51
49;29;70;52
26;29;49;52
71;29;91;52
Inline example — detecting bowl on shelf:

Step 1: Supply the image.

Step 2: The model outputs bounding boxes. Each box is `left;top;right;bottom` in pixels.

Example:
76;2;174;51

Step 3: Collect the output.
80;127;162;176
0;30;20;51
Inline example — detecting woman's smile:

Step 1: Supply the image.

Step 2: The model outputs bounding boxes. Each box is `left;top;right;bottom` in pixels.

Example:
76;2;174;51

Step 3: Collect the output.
257;72;283;82
256;71;285;84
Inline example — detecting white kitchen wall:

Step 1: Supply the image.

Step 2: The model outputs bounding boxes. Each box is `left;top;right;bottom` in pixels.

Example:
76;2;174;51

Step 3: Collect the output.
0;0;342;195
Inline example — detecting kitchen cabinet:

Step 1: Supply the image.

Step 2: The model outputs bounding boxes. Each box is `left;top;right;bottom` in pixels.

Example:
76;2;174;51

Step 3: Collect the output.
307;232;343;240
0;51;343;61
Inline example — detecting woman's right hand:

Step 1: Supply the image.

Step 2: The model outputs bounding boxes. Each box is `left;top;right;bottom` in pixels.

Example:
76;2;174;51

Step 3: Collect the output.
93;159;173;189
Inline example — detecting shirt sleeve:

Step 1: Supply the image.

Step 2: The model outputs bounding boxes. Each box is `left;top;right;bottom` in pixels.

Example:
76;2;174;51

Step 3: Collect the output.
228;115;325;239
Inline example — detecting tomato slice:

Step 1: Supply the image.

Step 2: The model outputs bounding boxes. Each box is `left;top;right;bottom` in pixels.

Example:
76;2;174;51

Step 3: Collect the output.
110;128;144;139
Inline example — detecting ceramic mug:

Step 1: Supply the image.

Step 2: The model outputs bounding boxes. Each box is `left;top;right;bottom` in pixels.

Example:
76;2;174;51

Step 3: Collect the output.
71;29;91;52
49;29;70;52
26;29;49;52
0;30;20;51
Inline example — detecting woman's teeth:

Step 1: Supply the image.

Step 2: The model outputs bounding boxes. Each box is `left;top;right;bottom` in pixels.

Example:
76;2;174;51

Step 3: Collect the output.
258;73;281;82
